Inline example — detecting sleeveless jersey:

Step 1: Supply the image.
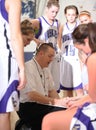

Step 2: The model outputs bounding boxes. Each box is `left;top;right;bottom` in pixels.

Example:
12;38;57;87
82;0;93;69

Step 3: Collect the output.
61;22;79;57
36;16;59;52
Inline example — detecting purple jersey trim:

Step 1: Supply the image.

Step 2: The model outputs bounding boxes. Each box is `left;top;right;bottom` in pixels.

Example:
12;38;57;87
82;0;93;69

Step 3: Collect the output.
0;0;8;22
35;16;58;38
59;83;83;90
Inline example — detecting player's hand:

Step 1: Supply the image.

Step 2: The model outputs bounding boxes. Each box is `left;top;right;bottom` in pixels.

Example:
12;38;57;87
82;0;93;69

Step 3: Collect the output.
17;70;26;90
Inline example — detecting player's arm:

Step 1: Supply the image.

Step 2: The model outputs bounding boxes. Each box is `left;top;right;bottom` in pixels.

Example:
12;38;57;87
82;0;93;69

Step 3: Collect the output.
57;23;64;49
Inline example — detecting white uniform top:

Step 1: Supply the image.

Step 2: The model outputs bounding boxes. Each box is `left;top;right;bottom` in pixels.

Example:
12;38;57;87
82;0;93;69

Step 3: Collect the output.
36;16;59;52
20;58;55;103
61;22;79;57
0;1;15;57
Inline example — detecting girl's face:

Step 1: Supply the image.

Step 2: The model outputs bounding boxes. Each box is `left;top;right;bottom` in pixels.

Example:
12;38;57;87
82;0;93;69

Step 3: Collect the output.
65;9;77;23
47;5;59;20
79;15;92;24
74;38;91;55
23;34;33;46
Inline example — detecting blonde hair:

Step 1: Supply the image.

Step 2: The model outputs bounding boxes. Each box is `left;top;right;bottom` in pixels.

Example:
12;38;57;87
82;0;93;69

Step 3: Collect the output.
79;10;91;17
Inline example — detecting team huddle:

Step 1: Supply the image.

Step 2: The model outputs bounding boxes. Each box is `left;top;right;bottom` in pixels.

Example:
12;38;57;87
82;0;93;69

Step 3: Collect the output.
0;0;96;130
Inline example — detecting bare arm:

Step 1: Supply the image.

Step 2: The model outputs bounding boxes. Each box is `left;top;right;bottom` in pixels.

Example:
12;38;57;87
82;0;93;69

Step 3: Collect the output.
26;90;68;107
87;54;96;102
5;0;26;89
27;91;57;105
57;24;63;49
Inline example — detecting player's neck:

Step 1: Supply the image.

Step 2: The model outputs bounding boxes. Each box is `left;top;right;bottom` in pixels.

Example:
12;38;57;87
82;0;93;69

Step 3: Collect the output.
66;21;77;31
43;15;54;25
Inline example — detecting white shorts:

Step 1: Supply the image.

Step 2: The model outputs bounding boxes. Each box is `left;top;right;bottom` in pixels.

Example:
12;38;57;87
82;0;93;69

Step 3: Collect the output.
60;55;83;90
0;54;19;113
70;103;96;130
